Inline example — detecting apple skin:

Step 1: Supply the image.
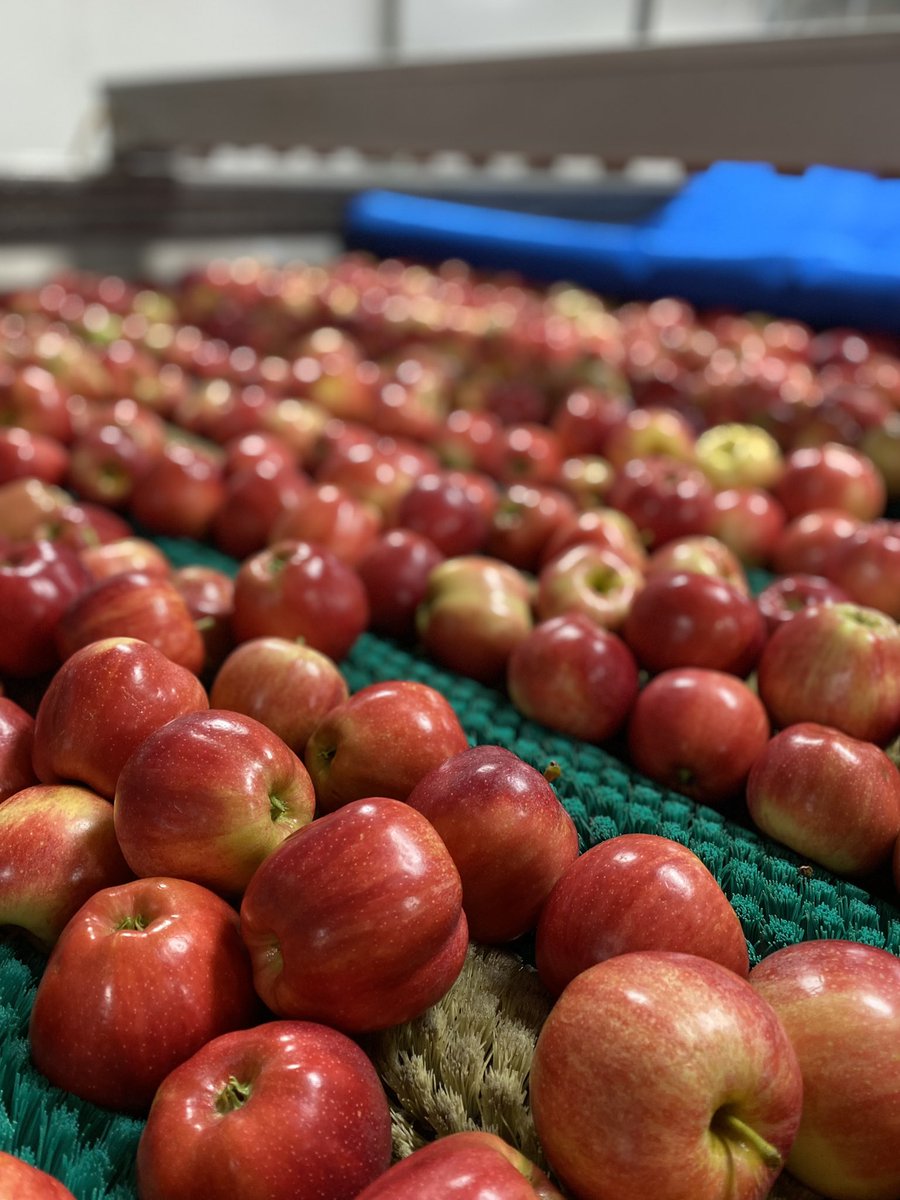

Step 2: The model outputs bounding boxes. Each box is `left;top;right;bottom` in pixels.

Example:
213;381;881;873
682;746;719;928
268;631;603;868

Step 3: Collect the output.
0;539;92;677
393;470;493;558
129;441;226;541
356;529;445;640
771;508;863;578
645;534;749;594
405;745;579;944
486;483;578;573
0;427;69;486
750;940;900;1200
29;876;259;1114
54;570;205;675
756;602;900;747
506;614;639;744
755;573;850;635
304;680;470;814
210;637;348;757
32;636;210;799
627;668;771;808
79;536;172;582
536;543;644;632
531;950;802;1200
709;486;787;568
535;834;749;996
171;564;235;677
773;442;886;521
114;710;316;897
353;1131;565;1200
416;556;534;685
829;521;900;621
0;783;133;949
606;455;715;550
267;481;381;565
0;1152;76;1200
232;539;369;663
135;1021;392;1200
0;697;37;801
746;723;900;876
240;796;468;1032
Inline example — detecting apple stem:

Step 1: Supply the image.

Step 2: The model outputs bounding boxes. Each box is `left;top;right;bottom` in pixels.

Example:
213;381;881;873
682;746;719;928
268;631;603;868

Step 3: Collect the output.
215;1075;253;1114
115;913;149;932
714;1111;783;1170
269;792;289;822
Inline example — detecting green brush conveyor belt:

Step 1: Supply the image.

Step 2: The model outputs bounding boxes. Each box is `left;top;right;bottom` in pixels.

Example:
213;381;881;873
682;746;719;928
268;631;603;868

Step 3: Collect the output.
2;536;898;1198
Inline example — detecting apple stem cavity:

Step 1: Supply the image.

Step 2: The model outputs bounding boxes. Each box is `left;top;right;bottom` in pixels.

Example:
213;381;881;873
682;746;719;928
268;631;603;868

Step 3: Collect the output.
269;792;289;822
115;913;149;932
215;1075;253;1114
711;1108;783;1170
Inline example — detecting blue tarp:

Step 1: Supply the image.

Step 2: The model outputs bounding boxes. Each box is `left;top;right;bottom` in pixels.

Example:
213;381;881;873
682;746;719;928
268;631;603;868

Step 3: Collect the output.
344;163;900;332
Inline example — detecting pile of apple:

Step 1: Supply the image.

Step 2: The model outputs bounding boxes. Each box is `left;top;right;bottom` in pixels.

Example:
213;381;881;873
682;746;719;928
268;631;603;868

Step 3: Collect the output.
0;258;899;1200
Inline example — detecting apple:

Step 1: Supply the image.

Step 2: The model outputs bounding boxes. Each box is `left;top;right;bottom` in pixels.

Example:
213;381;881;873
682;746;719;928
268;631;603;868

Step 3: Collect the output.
353;1132;564;1199
556;454;614;509
551;386;631;457
750;940;900;1200
170;563;236;676
434;407;505;477
746;723;900;876
0;364;73;443
773;442;886;521
0;427;68;486
755;573;851;635
506;613;639;743
627;668;771;807
539;506;647;572
393;470;494;558
304;680;469;814
416;556;534;684
114;709;316;897
66;422;161;509
210;464;311;560
356;529;445;640
829;521;900;620
79;536;172;582
222;430;297;476
709;486;787;568
55;570;205;675
536;543;643;632
0;539;92;677
209;636;347;757
29;876;259;1113
135;1020;392;1200
601;405;697;469
645;534;749;593
607;455;716;549
0;478;71;543
495;423;564;487
757;602;900;746
530;951;802;1200
0;1152;76;1200
0;783;133;948
405;745;579;944
771;508;864;578
0;697;37;801
232;539;369;663
32;636;209;799
694;423;784;490
486;483;577;573
266;481;381;565
894;830;900;891
622;570;766;677
240;796;468;1031
129;441;226;541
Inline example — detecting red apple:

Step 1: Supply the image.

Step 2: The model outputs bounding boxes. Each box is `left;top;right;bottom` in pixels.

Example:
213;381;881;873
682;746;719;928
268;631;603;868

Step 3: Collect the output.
757;602;900;746
539;506;647;572
129;441;226;541
645;534;749;594
755;573;851;635
66;422;161;509
551;386;631;458
829;521;900;620
0;1152;76;1200
0;427;68;485
29;876;259;1113
530;951;802;1200
709;486;787;568
79;536;172;582
356;529;445;640
0;477;71;543
750;940;900;1200
354;1132;564;1199
627;668;771;807
266;481;381;565
773;442;886;521
393;470;494;558
435;407;505;476
304;680;469;814
171;564;236;676
406;745;579;944
240;796;468;1031
0;364;73;443
0;696;37;801
55;570;205;675
0;539;92;677
770;508;864;577
746;723;900;876
622;570;766;677
232;540;369;663
486;483;577;573
536;833;749;996
607;455;716;549
536;543;643;632
222;430;297;476
114;710;316;897
210;463;310;560
32;636;209;799
209;636;347;758
135;1020;392;1200
506;613;639;743
495;423;564;487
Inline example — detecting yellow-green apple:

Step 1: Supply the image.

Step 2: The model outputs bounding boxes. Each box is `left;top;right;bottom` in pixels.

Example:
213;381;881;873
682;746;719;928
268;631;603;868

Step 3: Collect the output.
773;442;886;521
240;796;467;1031
353;1131;564;1199
29;876;259;1113
747;723;900;876
135;1021;392;1200
628;668;770;808
210;637;348;757
601;405;697;469
32;637;209;798
530;951;803;1200
622;570;766;677
54;570;205;675
0;783;132;948
645;535;749;594
506;614;639;743
0;697;37;801
537;543;643;632
757;602;900;746
114;710;316;897
232;539;369;663
755;574;850;635
304;680;469;814
709;487;786;568
861;413;900;499
750;940;900;1200
356;529;444;641
405;745;579;944
535;834;749;996
556;454;614;509
0;539;91;677
695;423;784;490
0;1151;76;1200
